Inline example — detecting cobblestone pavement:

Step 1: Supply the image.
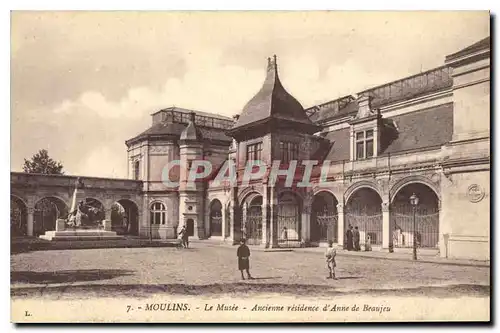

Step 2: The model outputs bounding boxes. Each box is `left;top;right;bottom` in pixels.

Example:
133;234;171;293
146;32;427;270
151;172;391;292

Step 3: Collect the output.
11;244;490;299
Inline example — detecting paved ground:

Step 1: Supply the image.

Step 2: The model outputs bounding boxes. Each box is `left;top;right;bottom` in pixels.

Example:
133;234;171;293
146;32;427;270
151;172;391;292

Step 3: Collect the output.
11;244;490;300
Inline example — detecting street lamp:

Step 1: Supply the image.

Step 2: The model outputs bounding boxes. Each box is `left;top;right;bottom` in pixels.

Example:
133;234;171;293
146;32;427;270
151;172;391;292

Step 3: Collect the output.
409;193;420;260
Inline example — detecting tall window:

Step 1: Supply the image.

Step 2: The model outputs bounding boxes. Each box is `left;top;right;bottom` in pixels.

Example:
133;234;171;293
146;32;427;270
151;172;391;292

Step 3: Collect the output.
246;142;262;161
355;129;374;160
133;160;140;180
150;202;166;225
280;142;299;164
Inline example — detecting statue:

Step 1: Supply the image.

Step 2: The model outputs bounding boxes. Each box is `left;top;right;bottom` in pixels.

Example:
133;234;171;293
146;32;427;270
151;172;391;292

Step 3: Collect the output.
65;178;104;229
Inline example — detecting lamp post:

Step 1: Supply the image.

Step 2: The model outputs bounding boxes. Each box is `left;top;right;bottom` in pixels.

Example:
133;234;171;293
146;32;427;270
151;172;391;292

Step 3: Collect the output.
409;193;419;260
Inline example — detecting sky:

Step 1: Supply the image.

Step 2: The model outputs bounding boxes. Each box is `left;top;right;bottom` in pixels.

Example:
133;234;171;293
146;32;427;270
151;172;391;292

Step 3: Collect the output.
10;11;490;178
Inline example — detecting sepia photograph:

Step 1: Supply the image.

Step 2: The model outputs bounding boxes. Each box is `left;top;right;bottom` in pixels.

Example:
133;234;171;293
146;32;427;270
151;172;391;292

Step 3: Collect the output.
10;10;490;323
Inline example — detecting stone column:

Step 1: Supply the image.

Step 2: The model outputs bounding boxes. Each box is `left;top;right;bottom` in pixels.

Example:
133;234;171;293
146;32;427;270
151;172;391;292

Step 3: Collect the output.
381;202;392;252
301;199;311;244
261;185;269;248
27;207;34;237
349;128;355;161
222;203;227;240
269;186;278;248
242;203;248;240
337;203;344;248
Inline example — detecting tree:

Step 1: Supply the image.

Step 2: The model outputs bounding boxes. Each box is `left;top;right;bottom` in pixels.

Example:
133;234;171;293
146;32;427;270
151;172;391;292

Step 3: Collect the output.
22;149;64;175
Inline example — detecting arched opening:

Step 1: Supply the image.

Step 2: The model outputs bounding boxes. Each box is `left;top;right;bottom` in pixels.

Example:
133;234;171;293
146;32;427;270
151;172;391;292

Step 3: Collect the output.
277;191;302;247
34;197;68;236
209;199;223;237
391;183;440;248
74;198;105;228
310;191;338;244
244;195;262;245
11;196;27;237
111;199;139;236
345;188;382;248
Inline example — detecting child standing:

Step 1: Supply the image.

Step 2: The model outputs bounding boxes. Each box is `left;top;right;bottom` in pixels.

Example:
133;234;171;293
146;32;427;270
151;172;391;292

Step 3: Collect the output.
237;238;253;280
325;240;337;279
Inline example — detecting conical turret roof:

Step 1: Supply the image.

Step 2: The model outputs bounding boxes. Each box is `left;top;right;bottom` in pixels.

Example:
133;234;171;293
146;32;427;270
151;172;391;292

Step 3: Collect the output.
227;55;319;136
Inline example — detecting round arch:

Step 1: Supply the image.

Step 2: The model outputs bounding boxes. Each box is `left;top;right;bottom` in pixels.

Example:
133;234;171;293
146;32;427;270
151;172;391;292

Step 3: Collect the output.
391;182;440;249
345;187;383;248
209;199;223;237
310;191;339;244
390;176;440;204
112;199;139;236
238;187;263;205
277;191;302;247
11;195;28;237
33;196;69;236
344;180;383;204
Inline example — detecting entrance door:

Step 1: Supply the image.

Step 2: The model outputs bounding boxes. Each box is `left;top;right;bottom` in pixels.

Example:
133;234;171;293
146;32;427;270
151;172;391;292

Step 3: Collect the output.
186;219;194;236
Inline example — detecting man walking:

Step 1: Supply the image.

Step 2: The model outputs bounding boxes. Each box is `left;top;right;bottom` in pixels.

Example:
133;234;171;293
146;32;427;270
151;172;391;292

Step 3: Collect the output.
178;225;189;248
237;238;253;280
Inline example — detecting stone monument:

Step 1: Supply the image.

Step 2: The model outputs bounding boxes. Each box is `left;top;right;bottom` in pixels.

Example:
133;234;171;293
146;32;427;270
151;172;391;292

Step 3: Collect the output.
39;178;123;241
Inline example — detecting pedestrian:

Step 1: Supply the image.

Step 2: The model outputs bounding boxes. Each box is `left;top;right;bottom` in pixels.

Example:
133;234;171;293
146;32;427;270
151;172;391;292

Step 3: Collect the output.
281;227;288;243
353;226;361;251
345;225;354;251
325;240;337;279
237;238;253;280
178;225;189;248
365;235;372;251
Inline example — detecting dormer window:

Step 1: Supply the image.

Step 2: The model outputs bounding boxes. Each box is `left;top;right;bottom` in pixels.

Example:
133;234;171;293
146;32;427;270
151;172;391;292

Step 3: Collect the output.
355;129;374;160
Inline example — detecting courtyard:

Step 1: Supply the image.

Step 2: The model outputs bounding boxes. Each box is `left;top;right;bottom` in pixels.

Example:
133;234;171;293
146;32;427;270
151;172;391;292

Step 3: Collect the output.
11;244;490;300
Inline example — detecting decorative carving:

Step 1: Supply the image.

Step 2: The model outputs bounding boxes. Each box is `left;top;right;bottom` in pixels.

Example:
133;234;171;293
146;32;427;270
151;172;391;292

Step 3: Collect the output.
150;145;170;153
336;203;344;213
381;202;390;212
431;173;440;183
467;184;485;203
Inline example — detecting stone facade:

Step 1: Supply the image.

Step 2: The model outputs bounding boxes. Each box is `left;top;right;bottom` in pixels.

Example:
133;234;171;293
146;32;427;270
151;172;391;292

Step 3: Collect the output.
10;37;490;261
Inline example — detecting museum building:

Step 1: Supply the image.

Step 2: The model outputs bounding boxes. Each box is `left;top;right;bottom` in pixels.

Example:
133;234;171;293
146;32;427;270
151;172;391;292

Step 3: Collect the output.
11;37;490;260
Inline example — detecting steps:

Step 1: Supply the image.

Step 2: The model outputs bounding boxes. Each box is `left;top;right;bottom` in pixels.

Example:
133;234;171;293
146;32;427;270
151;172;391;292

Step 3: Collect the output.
39;230;124;241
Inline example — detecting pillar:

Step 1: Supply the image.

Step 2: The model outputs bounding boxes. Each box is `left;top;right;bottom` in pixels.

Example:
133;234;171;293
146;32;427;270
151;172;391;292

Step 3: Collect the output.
337;203;344;248
381;202;393;252
27;207;34;237
301;199;311;244
261;186;269;248
242;203;248;240
269;186;278;248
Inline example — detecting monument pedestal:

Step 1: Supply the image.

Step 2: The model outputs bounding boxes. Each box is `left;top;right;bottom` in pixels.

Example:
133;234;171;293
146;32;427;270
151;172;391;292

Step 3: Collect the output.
39;219;124;241
39;229;124;241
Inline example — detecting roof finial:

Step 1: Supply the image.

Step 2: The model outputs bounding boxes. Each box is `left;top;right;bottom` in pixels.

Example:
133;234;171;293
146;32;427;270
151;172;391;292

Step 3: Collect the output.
267;57;272;72
273;54;278;74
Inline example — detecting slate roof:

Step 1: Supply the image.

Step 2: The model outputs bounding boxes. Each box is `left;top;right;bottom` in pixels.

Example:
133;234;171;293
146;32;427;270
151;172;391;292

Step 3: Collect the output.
381;102;453;154
307;66;453;124
317;103;453;163
126;121;232;146
229;56;318;133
